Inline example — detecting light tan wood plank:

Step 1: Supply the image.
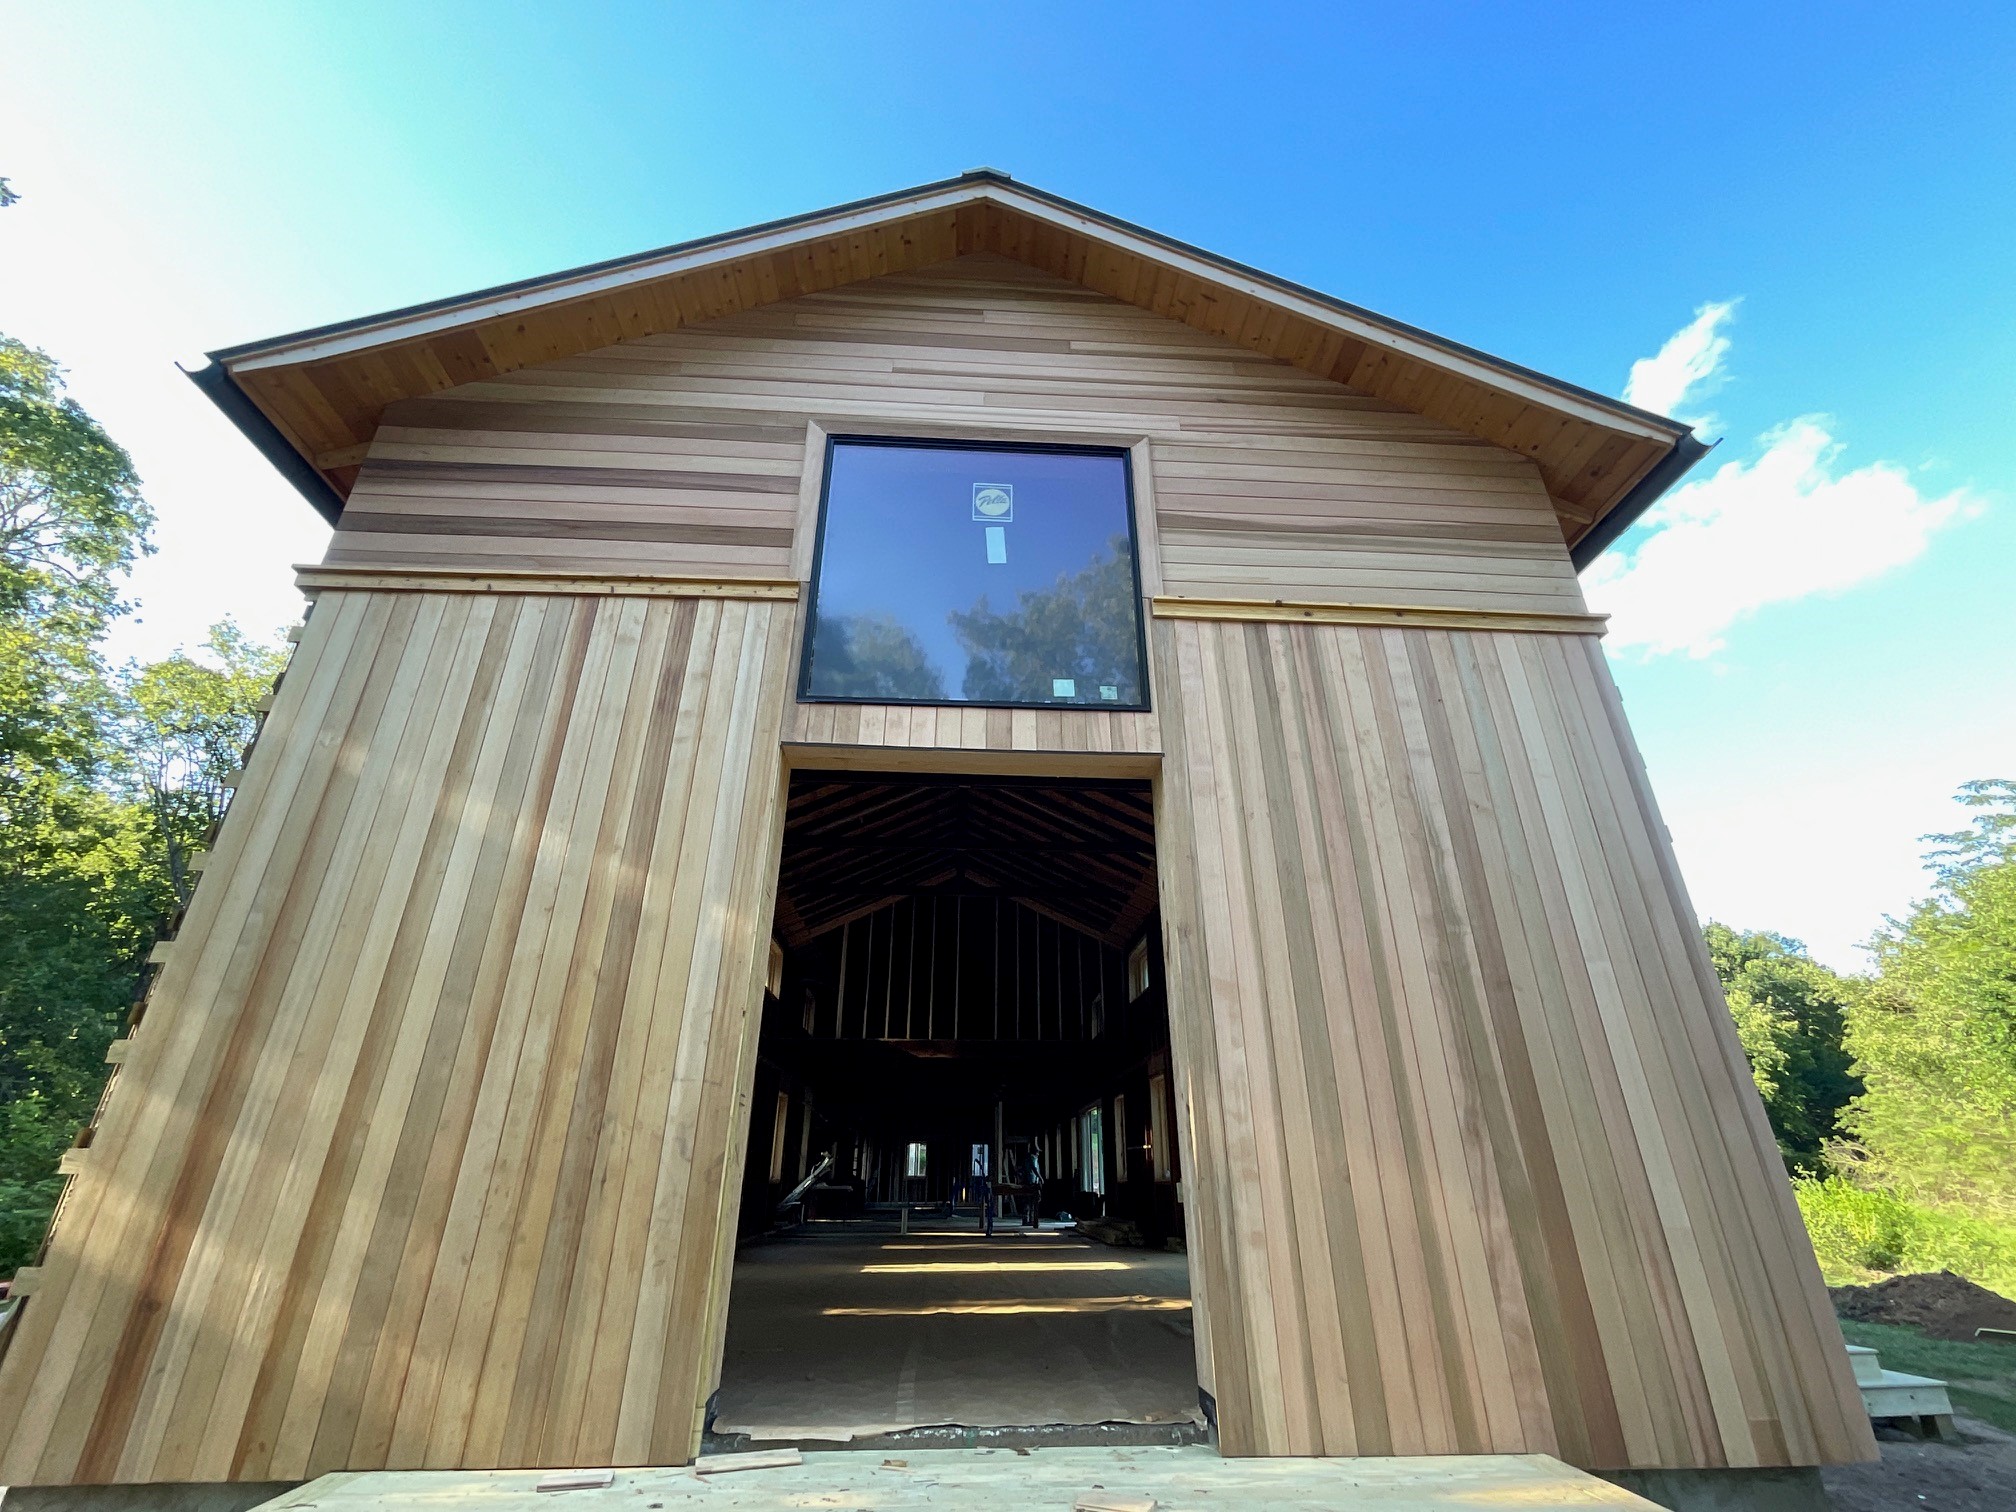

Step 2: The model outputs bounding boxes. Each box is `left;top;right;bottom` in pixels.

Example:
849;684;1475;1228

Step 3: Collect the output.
325;260;1583;616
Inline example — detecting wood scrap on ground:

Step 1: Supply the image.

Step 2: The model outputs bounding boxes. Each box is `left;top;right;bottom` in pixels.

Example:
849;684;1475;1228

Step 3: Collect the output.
534;1468;615;1492
1074;1494;1157;1512
694;1447;805;1475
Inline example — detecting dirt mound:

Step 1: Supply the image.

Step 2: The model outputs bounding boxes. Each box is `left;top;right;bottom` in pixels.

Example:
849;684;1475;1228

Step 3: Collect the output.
1831;1270;2016;1343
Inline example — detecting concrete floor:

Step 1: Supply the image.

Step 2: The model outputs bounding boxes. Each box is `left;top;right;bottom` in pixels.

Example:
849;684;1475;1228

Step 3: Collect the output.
712;1217;1200;1439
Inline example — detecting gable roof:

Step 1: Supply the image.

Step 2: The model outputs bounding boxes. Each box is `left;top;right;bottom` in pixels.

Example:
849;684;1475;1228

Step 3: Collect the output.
189;170;1705;565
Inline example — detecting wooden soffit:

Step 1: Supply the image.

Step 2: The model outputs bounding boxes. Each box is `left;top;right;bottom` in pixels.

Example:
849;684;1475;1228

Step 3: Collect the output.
193;171;1704;561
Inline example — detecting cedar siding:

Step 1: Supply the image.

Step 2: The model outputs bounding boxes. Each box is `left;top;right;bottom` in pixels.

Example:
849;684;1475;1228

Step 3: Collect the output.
333;256;1585;615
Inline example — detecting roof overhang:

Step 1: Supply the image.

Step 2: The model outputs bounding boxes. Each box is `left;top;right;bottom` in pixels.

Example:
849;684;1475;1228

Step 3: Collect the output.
190;170;1703;562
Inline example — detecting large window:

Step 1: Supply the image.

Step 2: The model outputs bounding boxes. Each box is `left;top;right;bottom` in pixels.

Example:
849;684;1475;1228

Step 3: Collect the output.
800;437;1148;709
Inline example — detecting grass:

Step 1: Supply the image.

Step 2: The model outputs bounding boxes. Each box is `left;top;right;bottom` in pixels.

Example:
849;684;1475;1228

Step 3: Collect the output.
1838;1320;2016;1434
1796;1177;2016;1297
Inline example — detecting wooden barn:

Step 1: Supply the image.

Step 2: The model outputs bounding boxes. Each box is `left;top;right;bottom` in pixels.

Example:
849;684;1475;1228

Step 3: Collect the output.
0;173;1874;1500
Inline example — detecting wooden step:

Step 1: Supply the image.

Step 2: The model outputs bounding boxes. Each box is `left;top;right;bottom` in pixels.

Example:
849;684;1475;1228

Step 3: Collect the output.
1847;1342;1957;1439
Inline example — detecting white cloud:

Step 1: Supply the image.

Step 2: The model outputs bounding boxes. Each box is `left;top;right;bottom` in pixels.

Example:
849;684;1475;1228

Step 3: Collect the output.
1592;303;1977;657
1586;417;1973;656
1624;299;1737;428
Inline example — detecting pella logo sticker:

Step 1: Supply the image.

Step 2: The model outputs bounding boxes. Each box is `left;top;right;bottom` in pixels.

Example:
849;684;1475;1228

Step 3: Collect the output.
972;483;1013;522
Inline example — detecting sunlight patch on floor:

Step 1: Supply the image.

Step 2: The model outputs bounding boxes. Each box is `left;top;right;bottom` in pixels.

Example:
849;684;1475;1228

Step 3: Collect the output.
862;1260;1130;1274
822;1296;1191;1317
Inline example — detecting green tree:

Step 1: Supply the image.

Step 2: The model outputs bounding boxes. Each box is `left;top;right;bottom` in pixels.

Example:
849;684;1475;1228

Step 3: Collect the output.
113;622;287;906
0;337;153;630
0;338;154;800
0;336;159;1272
1706;922;1862;1175
1845;781;2016;1219
0;621;282;1272
0;787;161;1268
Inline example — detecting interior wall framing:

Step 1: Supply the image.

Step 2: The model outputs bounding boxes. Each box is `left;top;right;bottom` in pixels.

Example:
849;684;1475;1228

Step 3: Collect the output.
811;896;1122;1043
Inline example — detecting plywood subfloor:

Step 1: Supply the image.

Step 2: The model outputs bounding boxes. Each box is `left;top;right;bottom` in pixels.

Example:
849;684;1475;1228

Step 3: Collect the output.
712;1221;1198;1439
257;1445;1659;1509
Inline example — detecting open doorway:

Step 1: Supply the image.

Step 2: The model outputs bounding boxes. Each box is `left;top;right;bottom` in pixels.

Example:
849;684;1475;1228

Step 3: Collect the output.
711;771;1201;1449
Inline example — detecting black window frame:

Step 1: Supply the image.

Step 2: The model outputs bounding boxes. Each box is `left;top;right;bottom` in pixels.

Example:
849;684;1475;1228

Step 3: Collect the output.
796;433;1153;713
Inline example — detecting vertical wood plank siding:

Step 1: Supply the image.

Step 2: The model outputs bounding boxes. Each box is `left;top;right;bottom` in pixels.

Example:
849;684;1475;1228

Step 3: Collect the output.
0;589;795;1483
1152;616;1871;1468
331;256;1586;615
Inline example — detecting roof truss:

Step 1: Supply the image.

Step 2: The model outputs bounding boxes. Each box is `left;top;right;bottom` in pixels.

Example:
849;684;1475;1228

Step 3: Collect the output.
775;772;1158;950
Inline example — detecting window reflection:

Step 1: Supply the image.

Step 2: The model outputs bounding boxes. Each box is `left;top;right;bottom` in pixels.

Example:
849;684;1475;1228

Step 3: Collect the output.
802;440;1147;709
808;613;946;701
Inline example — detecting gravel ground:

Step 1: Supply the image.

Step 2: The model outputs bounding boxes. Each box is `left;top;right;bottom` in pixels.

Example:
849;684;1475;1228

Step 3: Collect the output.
1821;1412;2016;1512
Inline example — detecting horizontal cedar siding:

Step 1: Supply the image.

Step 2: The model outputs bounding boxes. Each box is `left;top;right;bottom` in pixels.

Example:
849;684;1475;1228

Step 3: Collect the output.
330;256;1585;615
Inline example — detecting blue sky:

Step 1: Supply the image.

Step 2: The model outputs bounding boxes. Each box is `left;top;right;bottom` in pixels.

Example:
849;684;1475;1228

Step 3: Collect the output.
3;2;2012;967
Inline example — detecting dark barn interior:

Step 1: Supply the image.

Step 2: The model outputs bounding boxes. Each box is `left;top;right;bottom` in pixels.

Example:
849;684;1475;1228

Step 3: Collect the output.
711;772;1200;1443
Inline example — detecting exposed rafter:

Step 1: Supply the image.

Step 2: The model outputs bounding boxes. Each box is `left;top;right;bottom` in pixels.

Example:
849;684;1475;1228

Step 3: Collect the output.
775;772;1157;948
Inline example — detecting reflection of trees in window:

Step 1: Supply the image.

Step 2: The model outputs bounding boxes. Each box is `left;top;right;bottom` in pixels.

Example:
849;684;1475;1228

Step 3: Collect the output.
950;537;1141;704
808;613;945;700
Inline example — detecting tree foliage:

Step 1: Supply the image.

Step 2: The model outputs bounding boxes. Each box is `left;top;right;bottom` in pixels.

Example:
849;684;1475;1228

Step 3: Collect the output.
1705;922;1861;1175
0;327;281;1272
0;339;158;1272
0;626;285;1273
0;787;160;1267
0;337;153;633
1843;781;2016;1219
113;623;288;906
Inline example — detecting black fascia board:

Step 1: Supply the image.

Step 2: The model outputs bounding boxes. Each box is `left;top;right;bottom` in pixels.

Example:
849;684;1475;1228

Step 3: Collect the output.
1570;432;1715;571
184;360;347;526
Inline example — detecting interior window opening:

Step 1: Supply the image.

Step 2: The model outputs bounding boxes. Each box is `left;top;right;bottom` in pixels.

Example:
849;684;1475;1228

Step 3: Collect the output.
1149;1071;1175;1182
767;1092;790;1185
1081;1105;1107;1197
1127;935;1151;1000
713;771;1198;1452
